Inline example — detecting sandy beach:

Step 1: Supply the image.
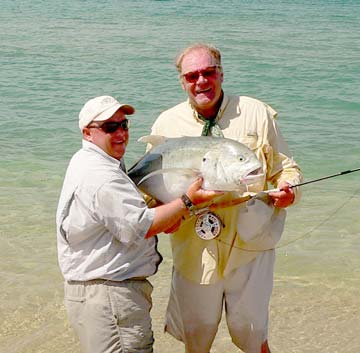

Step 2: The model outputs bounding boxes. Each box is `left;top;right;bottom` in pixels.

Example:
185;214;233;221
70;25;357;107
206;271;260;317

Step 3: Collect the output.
1;220;360;353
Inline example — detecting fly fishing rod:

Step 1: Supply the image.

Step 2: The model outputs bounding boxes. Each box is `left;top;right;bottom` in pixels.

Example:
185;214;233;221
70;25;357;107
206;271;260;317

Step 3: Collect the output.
207;167;360;210
267;167;360;193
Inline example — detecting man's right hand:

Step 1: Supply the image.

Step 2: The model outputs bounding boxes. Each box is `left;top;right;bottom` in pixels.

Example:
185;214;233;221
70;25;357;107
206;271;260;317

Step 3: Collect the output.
185;178;224;206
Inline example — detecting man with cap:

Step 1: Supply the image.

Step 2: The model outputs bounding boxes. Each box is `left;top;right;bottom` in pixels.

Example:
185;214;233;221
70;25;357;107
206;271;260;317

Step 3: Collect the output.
56;95;221;353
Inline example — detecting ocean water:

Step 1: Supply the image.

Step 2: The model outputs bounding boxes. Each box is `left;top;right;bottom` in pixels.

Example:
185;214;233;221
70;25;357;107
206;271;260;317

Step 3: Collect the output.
0;1;359;352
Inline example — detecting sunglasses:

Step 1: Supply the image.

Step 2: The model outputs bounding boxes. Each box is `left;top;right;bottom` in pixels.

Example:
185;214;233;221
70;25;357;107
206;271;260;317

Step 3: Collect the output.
88;119;130;133
182;65;219;83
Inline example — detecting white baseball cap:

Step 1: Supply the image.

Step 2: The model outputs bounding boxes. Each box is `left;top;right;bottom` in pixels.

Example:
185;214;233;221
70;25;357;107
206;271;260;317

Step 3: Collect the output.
79;95;135;130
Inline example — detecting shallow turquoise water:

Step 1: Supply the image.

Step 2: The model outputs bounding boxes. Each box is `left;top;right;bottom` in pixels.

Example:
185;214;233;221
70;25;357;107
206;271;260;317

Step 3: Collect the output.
0;1;359;352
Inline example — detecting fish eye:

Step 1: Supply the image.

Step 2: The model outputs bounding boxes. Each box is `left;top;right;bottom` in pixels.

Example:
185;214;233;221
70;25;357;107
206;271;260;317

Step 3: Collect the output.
239;157;245;161
203;158;206;162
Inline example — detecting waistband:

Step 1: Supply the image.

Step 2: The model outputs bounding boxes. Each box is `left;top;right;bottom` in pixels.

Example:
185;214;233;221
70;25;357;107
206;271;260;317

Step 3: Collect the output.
67;277;147;286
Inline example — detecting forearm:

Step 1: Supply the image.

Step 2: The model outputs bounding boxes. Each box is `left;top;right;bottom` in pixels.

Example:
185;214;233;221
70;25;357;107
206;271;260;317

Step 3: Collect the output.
145;198;187;238
145;178;223;238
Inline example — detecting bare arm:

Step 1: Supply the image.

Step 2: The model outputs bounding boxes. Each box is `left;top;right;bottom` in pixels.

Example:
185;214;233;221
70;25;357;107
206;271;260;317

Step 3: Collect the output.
145;178;222;238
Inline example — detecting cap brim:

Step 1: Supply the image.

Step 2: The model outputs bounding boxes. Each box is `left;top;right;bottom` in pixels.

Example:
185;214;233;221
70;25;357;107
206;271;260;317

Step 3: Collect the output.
118;104;135;115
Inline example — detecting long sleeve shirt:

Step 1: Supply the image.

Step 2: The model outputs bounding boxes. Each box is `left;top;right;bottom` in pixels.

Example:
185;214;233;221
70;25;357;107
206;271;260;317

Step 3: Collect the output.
56;140;161;282
151;95;302;284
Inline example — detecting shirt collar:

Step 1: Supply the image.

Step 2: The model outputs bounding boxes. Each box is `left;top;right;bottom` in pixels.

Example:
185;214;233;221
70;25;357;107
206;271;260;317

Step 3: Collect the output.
82;139;122;167
187;93;229;124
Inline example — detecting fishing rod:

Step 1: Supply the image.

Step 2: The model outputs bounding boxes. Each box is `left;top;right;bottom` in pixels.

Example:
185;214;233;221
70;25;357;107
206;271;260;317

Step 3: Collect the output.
210;167;360;250
267;167;360;193
205;168;360;211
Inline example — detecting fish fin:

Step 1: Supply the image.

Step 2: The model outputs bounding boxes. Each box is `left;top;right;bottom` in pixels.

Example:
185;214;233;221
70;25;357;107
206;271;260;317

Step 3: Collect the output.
138;168;200;186
138;135;167;147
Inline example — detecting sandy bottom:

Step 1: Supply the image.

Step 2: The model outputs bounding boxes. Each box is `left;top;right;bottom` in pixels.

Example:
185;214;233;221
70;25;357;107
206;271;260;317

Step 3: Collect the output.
1;243;359;353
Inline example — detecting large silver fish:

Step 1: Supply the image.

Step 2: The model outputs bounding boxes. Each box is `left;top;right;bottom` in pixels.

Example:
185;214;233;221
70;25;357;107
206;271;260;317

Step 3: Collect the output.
128;135;263;203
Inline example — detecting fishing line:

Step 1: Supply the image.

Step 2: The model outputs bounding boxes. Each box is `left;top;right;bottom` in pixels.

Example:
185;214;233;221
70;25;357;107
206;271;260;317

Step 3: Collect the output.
217;186;360;252
276;186;360;249
216;168;360;252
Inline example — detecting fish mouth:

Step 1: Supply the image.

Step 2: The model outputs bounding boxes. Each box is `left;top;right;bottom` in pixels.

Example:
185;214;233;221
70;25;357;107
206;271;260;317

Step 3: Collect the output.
241;167;264;184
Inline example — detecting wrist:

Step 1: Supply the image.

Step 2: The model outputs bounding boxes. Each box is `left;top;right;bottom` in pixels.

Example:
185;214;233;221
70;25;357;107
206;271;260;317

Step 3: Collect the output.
180;193;196;216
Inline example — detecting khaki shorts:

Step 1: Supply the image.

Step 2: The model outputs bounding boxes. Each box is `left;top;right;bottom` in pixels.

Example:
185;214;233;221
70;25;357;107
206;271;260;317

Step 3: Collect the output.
165;250;275;353
64;279;154;353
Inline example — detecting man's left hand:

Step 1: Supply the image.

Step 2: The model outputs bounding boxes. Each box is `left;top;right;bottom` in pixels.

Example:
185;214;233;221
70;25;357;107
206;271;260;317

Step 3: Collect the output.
268;182;295;208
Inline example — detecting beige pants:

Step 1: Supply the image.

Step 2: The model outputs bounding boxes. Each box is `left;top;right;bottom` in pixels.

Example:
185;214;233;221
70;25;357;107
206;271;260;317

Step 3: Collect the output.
165;250;275;353
64;279;154;353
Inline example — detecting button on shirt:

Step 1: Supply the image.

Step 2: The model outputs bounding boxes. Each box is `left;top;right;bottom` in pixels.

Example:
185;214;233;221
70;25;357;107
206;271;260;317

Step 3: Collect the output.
56;140;160;282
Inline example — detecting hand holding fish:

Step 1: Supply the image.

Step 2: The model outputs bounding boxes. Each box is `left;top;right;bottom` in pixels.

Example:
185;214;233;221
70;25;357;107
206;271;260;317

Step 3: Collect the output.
268;182;295;208
163;178;224;234
145;178;224;238
185;177;224;206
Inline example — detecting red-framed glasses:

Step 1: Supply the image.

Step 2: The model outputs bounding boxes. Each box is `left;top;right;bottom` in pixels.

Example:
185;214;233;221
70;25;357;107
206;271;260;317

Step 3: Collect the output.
181;65;220;83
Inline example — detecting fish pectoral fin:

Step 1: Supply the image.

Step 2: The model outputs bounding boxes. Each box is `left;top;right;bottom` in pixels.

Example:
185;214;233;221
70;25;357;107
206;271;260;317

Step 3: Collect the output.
138;168;200;186
138;135;167;147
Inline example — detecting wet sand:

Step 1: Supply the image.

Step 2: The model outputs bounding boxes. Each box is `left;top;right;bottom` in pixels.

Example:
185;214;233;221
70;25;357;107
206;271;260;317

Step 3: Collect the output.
1;234;359;353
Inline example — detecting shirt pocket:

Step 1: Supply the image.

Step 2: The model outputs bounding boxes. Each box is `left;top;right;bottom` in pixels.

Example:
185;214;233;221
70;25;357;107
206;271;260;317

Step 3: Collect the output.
237;135;260;151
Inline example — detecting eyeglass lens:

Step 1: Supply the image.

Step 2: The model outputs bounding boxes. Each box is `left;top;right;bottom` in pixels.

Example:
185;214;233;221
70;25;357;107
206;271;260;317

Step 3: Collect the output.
183;66;218;83
101;119;130;133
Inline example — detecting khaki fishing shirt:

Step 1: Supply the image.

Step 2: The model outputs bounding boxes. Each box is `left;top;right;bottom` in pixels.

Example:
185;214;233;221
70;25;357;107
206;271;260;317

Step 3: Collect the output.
151;95;302;284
